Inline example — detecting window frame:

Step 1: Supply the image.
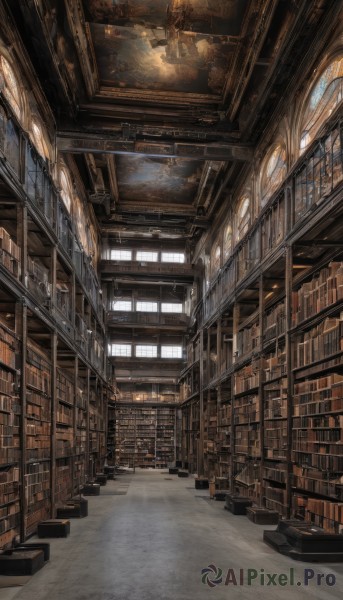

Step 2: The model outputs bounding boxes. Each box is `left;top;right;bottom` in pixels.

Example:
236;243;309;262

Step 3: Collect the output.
161;252;185;264
111;300;133;311
109;343;132;357
136;250;158;262
135;344;158;358
161;345;183;359
136;301;158;313
161;302;183;313
110;249;132;261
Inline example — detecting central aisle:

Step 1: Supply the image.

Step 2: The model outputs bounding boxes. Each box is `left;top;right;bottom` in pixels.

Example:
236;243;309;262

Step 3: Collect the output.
4;470;343;600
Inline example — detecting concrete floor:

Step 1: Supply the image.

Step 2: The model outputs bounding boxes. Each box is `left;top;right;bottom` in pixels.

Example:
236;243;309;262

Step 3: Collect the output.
2;470;343;600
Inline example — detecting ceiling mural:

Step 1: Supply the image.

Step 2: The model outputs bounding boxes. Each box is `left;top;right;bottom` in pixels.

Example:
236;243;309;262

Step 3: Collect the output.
89;22;233;94
116;156;203;204
84;1;249;36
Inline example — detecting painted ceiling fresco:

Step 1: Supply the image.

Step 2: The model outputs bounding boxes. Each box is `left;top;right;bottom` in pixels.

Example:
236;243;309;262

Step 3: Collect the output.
116;156;203;204
84;1;250;95
84;1;249;36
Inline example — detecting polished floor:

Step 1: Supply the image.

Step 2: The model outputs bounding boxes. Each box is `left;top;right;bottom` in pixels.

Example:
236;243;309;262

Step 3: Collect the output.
2;470;343;600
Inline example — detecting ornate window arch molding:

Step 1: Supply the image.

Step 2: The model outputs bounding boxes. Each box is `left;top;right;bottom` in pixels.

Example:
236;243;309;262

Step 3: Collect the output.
223;220;233;261
29;114;52;162
297;53;343;154
59;161;73;213
210;238;222;277
0;51;27;125
235;192;251;244
260;142;287;209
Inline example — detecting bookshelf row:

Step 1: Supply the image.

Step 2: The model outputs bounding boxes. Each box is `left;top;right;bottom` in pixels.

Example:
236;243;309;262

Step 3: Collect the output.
180;254;343;532
116;404;176;469
0;316;108;549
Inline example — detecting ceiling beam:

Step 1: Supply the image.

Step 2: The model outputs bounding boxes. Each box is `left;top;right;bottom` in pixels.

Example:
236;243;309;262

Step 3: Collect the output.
57;132;253;162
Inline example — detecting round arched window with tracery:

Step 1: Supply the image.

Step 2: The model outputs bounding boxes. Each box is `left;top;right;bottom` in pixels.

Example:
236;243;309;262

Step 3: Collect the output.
261;144;287;207
211;243;221;275
0;55;22;121
30;117;50;160
59;167;72;213
235;194;251;243
224;222;232;259
300;56;343;151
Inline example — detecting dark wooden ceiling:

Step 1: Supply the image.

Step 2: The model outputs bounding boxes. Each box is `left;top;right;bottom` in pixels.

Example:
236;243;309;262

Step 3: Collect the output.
6;0;338;244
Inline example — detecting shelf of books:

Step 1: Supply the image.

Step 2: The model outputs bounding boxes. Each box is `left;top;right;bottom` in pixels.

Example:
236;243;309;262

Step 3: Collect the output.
25;341;52;534
155;407;175;468
116;404;177;468
0;227;21;280
217;401;231;479
291;260;343;533
0;317;20;548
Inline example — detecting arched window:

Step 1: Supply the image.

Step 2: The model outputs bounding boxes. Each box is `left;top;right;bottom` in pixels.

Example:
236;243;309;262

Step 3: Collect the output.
30;117;50;160
74;195;89;254
300;56;343;151
261;144;287;207
59;166;72;213
223;222;232;259
0;55;22;121
235;194;251;243
211;243;221;276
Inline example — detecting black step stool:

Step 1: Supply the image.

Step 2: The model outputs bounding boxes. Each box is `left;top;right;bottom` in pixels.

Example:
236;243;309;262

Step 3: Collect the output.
95;473;107;486
37;519;70;538
82;483;101;496
225;494;252;515
178;470;189;478
0;550;45;575
246;507;279;524
195;478;209;489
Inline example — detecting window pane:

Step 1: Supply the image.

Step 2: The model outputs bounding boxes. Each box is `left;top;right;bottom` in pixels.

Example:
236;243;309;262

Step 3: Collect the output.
112;300;132;311
110;249;132;260
136;301;158;312
110;343;131;357
135;345;158;358
161;252;185;263
161;303;183;313
136;251;158;262
161;346;182;358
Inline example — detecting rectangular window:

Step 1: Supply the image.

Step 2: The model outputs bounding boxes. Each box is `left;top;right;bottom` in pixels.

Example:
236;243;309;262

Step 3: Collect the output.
161;252;185;263
136;251;158;262
112;300;132;311
161;303;183;313
161;345;183;359
110;249;132;261
135;345;158;358
136;301;158;312
110;343;132;357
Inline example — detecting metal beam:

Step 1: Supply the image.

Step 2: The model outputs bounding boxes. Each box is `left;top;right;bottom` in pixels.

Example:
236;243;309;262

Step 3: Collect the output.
57;132;253;162
295;240;343;247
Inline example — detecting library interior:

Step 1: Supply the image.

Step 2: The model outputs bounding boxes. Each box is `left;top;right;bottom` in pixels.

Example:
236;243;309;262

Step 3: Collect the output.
1;1;343;599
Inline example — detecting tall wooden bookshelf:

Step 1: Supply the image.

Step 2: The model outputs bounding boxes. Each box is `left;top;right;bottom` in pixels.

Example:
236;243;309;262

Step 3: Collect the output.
0;97;110;549
115;404;176;469
179;114;343;532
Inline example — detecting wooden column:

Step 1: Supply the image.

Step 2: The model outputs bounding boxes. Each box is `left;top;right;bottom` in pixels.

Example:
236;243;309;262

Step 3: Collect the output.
198;329;204;476
50;330;57;518
17;300;27;542
285;245;293;518
258;274;265;507
86;367;91;480
72;356;78;494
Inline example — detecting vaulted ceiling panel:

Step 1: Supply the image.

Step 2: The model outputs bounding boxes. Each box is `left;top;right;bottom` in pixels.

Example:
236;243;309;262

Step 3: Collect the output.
116;155;203;204
83;1;250;37
88;22;234;96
